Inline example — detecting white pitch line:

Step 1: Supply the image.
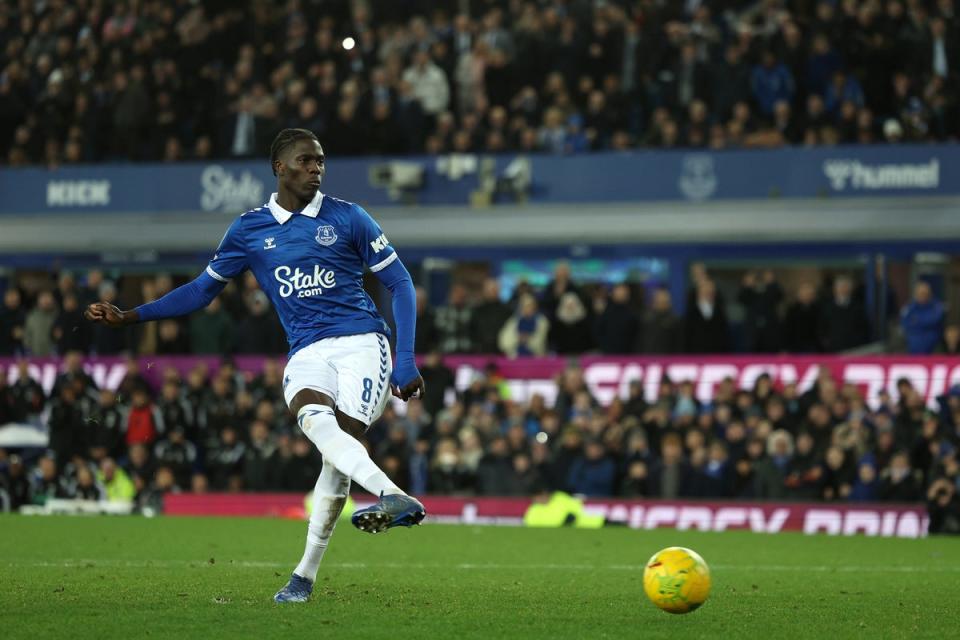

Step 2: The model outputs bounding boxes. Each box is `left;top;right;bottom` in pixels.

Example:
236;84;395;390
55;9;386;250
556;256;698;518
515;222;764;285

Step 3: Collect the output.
5;560;960;573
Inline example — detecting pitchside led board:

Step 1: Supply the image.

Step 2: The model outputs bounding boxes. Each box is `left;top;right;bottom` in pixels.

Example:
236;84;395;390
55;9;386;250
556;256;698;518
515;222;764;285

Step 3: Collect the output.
0;144;951;215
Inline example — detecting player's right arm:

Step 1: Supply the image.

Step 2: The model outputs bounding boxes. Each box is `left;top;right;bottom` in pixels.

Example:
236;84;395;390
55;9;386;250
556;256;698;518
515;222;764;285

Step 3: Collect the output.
85;218;249;327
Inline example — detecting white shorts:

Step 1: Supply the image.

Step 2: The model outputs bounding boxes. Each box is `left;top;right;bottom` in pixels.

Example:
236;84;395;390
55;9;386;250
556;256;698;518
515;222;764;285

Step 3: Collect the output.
283;333;393;426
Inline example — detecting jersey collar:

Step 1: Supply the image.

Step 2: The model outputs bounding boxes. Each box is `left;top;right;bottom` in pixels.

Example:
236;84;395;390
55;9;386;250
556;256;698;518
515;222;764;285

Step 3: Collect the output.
267;190;324;224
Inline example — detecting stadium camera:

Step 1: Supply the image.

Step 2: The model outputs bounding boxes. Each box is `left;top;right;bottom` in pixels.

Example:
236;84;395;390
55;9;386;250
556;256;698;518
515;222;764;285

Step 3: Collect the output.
369;161;426;203
496;156;532;203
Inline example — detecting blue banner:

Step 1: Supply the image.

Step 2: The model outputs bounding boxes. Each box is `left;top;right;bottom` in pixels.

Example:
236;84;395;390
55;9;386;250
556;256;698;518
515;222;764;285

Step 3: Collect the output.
0;144;952;215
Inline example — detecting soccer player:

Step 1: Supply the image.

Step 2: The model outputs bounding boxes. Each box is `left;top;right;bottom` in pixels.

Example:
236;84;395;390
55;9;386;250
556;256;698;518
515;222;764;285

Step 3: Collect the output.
85;128;426;603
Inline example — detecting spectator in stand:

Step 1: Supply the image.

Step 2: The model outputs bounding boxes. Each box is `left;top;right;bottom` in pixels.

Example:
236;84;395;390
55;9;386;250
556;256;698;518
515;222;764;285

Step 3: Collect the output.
649;433;692;499
23;291;57;356
639;288;682;353
97;457;135;502
52;294;91;354
751;50;796;117
435;284;474;354
418;351;455;418
0;288;26;355
550;291;593;354
29;455;70;504
685;279;729;353
567;439;616;497
189;297;234;354
88;388;124;459
71;465;105;501
900;281;946;354
234;291;287;354
153;427;197;489
471;278;512;354
498;294;549;358
90;281;130;354
47;383;82;464
414;286;439;354
819;276;868;352
207;426;246;491
402;49;450;121
594;284;639;354
783;282;822;352
754;430;792;498
937;324;960;355
880;451;923;502
738;270;783;353
124;388;162;448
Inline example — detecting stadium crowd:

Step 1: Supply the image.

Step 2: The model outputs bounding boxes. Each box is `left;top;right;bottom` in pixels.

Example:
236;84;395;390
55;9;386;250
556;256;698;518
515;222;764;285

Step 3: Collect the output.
1;350;960;532
4;0;960;166
0;269;957;530
1;264;956;359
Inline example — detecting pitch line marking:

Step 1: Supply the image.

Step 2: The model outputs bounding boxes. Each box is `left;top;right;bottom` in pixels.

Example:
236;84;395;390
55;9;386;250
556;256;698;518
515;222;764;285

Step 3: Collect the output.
6;560;960;573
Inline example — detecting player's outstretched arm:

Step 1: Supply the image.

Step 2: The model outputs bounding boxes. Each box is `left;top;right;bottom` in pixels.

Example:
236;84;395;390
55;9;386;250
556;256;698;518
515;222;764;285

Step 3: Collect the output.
374;258;424;402
85;271;227;328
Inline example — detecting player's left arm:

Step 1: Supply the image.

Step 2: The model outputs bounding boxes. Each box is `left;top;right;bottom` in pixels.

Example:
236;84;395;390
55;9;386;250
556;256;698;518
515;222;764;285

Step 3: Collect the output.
352;205;424;401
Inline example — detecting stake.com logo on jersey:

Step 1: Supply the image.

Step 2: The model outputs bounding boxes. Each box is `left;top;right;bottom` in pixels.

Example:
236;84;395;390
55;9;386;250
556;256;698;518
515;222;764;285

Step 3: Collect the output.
274;265;337;298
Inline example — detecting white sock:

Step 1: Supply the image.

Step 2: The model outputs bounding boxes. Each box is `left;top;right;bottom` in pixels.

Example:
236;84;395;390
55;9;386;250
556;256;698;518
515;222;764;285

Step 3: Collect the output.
294;463;349;582
297;404;404;497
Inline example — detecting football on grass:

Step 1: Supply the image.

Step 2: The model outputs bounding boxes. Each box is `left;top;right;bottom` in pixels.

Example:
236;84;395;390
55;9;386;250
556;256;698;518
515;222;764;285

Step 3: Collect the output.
643;546;712;614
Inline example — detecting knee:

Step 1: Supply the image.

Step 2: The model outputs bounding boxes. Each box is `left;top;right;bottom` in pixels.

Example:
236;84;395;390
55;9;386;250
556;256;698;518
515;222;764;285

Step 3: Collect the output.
336;412;368;439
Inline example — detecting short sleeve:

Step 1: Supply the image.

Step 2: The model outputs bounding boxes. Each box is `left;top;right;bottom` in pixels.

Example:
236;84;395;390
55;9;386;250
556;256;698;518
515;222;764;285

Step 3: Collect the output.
206;217;249;282
352;204;397;272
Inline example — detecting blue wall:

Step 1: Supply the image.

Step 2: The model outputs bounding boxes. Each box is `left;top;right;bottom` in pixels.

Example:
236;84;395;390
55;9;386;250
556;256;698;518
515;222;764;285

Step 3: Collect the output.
0;144;952;215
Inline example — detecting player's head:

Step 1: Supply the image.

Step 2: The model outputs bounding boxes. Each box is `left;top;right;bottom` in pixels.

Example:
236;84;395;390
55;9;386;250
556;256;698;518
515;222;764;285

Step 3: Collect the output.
270;128;324;199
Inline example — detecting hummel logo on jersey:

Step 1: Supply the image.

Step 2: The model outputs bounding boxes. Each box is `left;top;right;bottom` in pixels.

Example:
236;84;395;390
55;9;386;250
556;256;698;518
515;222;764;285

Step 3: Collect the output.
274;265;337;298
370;233;389;253
316;225;338;246
264;237;276;250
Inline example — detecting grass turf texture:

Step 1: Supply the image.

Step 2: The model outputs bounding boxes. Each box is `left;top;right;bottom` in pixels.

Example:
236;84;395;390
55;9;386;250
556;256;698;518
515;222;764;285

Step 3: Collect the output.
2;516;958;639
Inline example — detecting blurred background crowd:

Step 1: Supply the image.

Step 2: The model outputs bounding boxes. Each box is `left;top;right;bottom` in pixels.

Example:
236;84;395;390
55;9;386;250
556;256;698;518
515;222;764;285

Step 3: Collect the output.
0;262;959;528
2;351;960;532
1;263;955;360
4;0;960;167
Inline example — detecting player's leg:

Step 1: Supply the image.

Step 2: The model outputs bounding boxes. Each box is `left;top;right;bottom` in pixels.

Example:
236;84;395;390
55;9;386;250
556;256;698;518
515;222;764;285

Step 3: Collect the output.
327;333;425;533
274;462;349;603
284;341;403;496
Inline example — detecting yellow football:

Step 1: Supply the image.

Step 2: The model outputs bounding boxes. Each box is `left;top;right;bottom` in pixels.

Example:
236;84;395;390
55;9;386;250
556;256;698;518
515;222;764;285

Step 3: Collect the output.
643;546;712;614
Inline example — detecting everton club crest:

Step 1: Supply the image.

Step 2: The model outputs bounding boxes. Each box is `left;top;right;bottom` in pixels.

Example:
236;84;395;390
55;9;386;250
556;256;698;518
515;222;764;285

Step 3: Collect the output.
316;225;337;246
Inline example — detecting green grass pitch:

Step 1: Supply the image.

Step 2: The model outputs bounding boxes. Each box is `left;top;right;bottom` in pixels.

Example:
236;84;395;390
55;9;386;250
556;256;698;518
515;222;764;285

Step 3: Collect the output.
2;515;958;639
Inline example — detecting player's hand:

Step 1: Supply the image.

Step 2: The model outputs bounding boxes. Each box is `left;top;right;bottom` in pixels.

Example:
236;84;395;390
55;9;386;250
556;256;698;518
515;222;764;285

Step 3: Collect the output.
392;375;425;402
84;302;132;327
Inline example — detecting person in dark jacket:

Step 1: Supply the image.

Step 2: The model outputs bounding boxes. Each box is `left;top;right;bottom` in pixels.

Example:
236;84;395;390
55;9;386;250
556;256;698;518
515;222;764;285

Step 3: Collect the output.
0;288;26;355
549;291;594;354
235;291;287;353
684;279;729;353
879;451;923;502
738;270;783;353
782;282;822;352
594;283;639;354
470;278;512;354
243;420;278;491
476;437;514;495
639;288;682;353
819;276;868;352
900;281;945;354
52;294;92;354
566;440;616;497
414;286;440;354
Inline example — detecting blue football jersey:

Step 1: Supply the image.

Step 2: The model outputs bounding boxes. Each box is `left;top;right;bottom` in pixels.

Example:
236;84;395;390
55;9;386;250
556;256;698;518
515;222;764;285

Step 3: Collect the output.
206;191;396;355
